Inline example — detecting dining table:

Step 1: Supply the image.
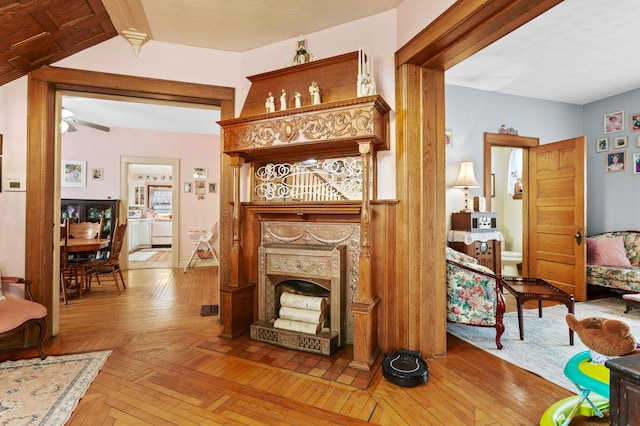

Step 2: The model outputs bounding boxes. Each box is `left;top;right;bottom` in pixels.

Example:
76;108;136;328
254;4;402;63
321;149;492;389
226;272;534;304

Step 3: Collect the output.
64;238;109;253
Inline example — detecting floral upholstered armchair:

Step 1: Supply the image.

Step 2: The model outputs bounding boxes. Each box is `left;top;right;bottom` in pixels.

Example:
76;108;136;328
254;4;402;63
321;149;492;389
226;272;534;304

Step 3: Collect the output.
446;247;506;349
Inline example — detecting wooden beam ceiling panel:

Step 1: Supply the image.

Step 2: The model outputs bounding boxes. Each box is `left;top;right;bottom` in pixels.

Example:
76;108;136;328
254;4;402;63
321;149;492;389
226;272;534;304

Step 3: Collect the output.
0;0;117;86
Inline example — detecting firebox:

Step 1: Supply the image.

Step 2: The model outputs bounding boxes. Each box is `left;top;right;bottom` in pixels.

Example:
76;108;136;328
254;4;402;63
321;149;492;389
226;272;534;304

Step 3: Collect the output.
250;243;346;355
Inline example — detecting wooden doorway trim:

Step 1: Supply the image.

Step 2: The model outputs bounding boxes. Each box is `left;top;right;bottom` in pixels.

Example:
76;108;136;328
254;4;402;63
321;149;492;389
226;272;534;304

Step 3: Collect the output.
26;66;234;339
393;0;562;357
483;132;539;278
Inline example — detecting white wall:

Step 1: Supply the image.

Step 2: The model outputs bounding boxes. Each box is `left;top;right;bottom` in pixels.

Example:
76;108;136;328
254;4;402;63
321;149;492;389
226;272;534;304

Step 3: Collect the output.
0;78;28;276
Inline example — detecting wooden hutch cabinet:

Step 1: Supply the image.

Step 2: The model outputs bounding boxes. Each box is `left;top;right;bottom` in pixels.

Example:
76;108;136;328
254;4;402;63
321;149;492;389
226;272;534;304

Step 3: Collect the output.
61;199;120;252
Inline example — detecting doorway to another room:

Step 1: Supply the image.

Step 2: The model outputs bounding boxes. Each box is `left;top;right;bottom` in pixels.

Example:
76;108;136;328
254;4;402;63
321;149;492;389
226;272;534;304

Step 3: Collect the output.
126;162;175;270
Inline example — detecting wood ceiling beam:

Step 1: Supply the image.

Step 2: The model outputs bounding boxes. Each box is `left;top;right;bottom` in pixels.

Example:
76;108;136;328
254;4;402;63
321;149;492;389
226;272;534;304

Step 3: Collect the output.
395;0;563;70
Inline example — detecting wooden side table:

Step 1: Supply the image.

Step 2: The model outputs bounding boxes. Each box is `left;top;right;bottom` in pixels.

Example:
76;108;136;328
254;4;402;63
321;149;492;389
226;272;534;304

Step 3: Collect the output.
501;276;575;345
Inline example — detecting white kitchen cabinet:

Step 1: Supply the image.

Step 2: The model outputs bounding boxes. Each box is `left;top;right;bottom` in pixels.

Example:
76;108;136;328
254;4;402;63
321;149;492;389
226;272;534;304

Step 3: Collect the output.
129;181;146;207
139;220;152;247
128;220;140;252
128;219;152;252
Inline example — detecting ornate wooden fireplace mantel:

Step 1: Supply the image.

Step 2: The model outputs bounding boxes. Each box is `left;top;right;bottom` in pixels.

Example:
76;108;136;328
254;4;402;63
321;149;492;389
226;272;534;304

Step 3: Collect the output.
218;52;391;371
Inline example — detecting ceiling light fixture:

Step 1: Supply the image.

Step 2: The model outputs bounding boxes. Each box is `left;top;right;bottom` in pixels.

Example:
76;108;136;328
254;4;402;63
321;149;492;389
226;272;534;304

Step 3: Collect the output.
122;28;148;56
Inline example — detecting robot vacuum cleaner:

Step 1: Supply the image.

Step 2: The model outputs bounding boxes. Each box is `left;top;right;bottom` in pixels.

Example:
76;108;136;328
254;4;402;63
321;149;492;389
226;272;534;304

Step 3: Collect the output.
382;349;429;387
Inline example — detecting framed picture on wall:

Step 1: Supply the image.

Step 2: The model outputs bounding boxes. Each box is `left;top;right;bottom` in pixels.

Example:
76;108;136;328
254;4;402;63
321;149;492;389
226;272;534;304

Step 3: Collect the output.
633;153;640;175
606;151;626;173
445;130;452;147
92;168;103;180
61;160;87;187
184;182;192;193
193;167;208;179
195;180;206;196
613;135;628;149
208;183;217;193
595;137;609;153
604;111;624;134
631;112;640;132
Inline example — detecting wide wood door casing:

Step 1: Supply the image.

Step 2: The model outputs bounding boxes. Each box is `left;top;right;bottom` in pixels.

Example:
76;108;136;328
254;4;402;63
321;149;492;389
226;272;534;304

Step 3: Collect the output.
529;137;586;301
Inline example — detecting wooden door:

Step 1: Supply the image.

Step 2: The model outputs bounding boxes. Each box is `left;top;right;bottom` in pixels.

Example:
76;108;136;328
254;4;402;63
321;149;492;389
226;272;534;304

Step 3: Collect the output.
528;137;587;301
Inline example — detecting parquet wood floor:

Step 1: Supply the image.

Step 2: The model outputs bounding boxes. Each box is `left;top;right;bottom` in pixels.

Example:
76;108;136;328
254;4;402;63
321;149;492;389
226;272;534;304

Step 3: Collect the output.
1;266;607;425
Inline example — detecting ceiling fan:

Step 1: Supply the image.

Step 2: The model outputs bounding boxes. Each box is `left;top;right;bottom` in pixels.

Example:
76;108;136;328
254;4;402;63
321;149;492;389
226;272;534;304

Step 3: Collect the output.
61;108;110;133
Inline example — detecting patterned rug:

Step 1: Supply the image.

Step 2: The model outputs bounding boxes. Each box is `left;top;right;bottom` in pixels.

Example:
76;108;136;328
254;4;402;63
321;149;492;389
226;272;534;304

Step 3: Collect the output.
447;297;640;391
0;351;111;425
197;334;381;389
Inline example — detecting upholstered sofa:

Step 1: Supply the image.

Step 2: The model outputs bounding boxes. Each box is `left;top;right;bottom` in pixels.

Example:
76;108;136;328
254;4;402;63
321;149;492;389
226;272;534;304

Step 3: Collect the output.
446;247;506;349
586;231;640;293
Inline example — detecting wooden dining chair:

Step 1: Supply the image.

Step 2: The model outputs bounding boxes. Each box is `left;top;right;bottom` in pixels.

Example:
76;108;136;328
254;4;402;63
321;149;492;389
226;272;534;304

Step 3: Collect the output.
60;219;69;304
84;219;128;294
60;219;89;301
67;219;104;292
69;218;103;240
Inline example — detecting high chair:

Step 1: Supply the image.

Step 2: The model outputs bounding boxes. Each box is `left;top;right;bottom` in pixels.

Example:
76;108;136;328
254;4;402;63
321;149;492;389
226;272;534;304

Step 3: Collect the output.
184;223;218;272
540;350;610;426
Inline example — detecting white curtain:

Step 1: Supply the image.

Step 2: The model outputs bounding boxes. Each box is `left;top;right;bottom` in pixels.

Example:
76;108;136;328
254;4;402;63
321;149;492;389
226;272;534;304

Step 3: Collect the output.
507;148;523;196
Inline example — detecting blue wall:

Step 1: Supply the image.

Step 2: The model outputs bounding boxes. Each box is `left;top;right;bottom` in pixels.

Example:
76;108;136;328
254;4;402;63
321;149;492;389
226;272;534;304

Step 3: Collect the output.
583;88;640;234
446;84;640;235
444;84;583;219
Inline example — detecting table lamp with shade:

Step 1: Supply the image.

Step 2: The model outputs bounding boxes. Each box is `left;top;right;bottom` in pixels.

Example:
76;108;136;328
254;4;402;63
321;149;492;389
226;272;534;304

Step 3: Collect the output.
453;161;480;213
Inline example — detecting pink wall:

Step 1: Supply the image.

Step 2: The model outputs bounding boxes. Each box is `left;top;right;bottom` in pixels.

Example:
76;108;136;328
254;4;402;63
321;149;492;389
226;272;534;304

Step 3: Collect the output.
0;5;444;276
61;126;220;258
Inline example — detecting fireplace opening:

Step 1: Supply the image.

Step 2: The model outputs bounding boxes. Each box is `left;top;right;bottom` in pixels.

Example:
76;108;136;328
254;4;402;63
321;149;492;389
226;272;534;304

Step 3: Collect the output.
251;243;346;355
274;279;330;336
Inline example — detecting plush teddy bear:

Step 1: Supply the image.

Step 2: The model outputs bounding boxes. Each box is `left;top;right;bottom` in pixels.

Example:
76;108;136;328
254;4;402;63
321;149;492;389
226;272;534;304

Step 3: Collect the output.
566;313;640;358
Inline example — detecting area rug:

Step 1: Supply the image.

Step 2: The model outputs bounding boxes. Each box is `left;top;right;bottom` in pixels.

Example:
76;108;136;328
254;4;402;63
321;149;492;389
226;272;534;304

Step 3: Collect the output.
0;351;111;425
129;250;158;261
197;334;381;389
447;297;640;392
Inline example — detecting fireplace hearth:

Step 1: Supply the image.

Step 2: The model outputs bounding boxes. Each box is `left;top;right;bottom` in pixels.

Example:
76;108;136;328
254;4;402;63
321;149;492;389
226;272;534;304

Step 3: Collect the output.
250;243;346;355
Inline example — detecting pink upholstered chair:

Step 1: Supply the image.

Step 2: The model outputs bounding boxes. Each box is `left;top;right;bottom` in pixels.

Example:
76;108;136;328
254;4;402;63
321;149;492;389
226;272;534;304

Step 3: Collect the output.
0;276;48;359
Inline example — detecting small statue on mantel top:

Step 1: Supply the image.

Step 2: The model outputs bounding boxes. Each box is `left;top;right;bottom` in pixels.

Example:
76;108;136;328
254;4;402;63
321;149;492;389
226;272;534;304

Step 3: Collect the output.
294;91;302;108
280;89;287;111
309;81;321;105
293;37;312;65
265;92;275;113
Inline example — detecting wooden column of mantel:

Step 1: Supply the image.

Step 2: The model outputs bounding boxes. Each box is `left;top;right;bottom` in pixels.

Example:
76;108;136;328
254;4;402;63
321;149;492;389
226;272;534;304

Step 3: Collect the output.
219;154;255;339
230;155;244;285
350;141;380;370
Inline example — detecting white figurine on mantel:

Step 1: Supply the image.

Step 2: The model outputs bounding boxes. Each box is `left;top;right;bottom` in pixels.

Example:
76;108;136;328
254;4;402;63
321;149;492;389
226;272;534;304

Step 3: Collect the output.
309;81;321;105
294;91;302;108
358;73;376;96
280;89;287;111
265;92;275;113
357;47;377;97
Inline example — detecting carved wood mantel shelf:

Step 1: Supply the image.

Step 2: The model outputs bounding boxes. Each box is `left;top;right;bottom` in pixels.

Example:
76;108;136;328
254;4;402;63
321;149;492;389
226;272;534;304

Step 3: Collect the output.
218;52;390;371
219;95;390;162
